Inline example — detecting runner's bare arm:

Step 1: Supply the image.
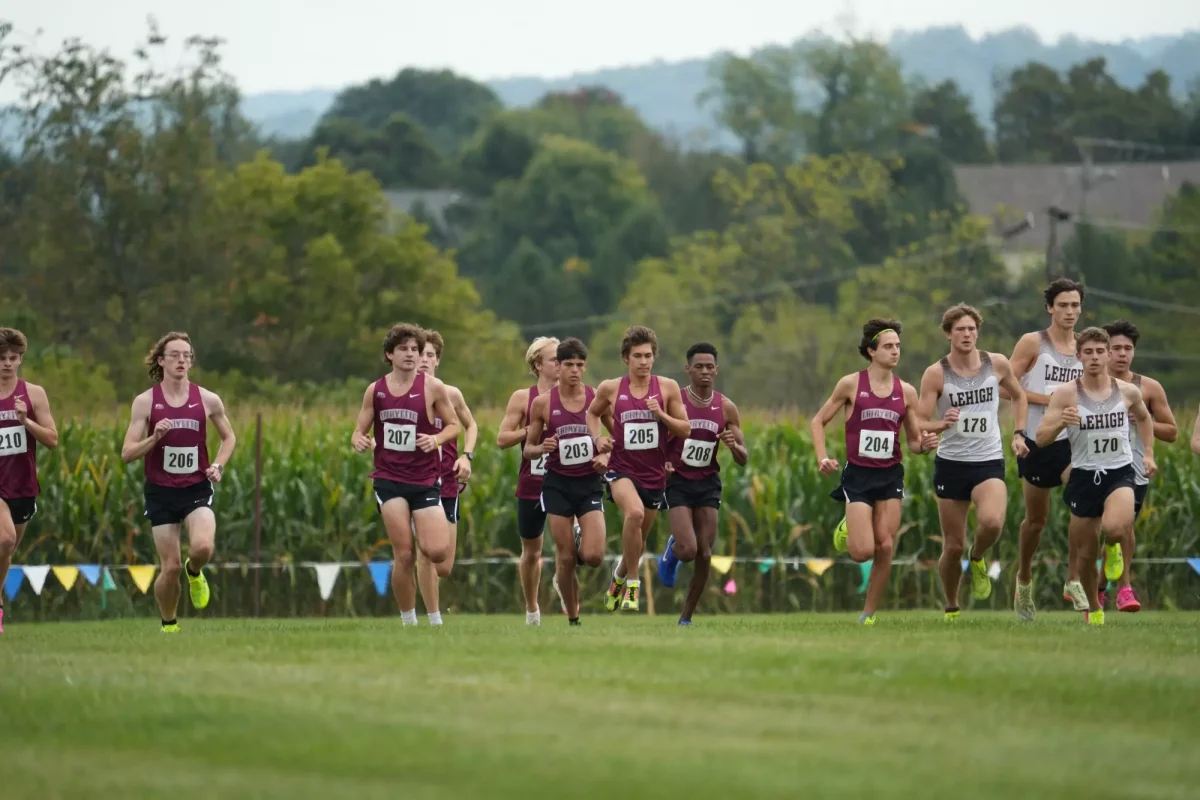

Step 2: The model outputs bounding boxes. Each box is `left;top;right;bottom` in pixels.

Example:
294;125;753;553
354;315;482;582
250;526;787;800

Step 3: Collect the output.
1142;377;1178;443
449;386;478;455
523;395;552;461
121;391;165;463
351;384;374;452
719;397;748;466
810;374;855;464
1035;385;1074;448
992;354;1030;457
202;389;236;480
1124;382;1157;477
429;378;460;448
1004;333;1043;404
601;410;615;435
656;378;693;439
496;389;530;449
915;364;952;433
19;383;58;449
903;382;938;454
587;380;616;449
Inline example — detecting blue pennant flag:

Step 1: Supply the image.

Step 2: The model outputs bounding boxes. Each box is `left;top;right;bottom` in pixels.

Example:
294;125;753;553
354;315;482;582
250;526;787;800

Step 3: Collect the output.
78;564;101;586
3;566;24;600
961;559;969;572
857;560;872;594
1188;558;1200;577
367;561;393;596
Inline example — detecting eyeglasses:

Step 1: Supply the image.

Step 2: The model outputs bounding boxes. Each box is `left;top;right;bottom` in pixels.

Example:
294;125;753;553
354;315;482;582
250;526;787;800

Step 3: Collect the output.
163;352;192;362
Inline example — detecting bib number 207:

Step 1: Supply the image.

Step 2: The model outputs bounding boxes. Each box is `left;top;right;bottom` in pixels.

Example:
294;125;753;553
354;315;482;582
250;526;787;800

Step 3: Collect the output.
384;423;416;452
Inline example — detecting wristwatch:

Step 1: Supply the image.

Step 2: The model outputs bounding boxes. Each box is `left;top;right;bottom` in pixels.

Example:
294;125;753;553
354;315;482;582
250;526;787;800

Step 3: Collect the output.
465;452;474;462
1013;429;1026;439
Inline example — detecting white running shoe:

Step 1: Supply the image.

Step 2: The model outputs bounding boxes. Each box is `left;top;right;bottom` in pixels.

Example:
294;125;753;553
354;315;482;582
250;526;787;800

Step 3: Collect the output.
1014;581;1036;621
1063;580;1089;612
526;609;541;626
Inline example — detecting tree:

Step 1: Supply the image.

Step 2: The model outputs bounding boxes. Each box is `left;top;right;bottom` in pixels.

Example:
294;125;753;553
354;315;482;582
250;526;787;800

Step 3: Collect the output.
699;49;805;164
304;113;443;188
993;62;1071;162
911;80;992;163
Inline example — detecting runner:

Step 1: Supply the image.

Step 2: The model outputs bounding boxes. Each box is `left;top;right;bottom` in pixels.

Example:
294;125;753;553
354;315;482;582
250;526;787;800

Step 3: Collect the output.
656;342;748;626
810;319;938;625
1008;277;1085;621
0;328;58;635
915;305;1029;620
414;329;478;627
1036;327;1155;626
589;325;691;613
497;337;560;626
524;337;607;626
120;332;236;633
1100;320;1179;612
351;323;460;626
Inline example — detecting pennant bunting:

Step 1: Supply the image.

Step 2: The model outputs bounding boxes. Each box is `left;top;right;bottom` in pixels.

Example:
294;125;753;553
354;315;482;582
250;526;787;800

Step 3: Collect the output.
988;561;1003;580
53;565;79;592
961;559;969;572
759;558;777;574
1188;558;1200;577
367;561;392;596
314;564;341;600
723;579;737;595
127;565;156;594
24;565;50;595
709;556;734;575
806;558;834;577
101;568;116;590
78;564;101;586
857;561;872;594
3;566;24;600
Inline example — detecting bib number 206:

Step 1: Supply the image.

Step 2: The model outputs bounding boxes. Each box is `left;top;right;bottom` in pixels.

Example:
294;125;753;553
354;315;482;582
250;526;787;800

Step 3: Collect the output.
164;446;199;475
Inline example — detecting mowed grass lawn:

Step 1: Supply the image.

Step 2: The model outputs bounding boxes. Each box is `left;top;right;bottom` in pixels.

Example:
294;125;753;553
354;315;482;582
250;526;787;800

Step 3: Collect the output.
3;613;1199;799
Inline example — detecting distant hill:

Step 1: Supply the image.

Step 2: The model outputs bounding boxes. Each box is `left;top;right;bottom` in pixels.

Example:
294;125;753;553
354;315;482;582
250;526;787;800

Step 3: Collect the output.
27;26;1200;146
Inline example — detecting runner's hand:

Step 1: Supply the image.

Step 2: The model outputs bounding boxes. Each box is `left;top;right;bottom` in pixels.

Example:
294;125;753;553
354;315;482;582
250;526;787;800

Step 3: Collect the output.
416;433;438;453
205;463;224;483
351;431;372;452
943;407;961;424
1143;455;1157;479
1011;434;1029;458
1062;406;1081;427
541;435;558;453
919;431;940;453
592;452;610;473
595;435;613;454
818;457;839;475
13;396;26;423
153;418;172;441
454;455;472;482
719;429;737;447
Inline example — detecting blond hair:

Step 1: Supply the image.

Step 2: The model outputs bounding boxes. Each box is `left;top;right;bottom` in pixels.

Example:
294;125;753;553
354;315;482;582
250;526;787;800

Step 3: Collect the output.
525;336;560;376
146;332;193;383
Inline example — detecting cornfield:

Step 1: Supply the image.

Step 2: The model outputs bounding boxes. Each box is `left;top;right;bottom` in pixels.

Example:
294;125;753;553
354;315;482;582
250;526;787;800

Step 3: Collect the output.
11;408;1200;618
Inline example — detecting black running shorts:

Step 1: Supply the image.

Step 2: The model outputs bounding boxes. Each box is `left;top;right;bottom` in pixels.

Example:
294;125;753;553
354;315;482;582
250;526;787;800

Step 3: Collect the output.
1134;483;1149;520
933;457;1006;502
143;480;214;527
0;496;37;526
373;478;441;513
830;463;905;506
1017;435;1071;489
441;495;460;524
603;471;666;511
1064;465;1136;519
517;498;548;540
664;473;723;510
541;470;603;519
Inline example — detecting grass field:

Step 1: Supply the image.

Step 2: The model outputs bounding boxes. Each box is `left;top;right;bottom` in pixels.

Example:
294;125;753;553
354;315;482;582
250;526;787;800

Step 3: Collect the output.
4;613;1200;799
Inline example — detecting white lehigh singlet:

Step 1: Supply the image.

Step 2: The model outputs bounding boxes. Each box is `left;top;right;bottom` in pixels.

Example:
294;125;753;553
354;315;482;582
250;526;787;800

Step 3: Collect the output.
1068;379;1133;472
936;352;1002;462
1128;374;1150;486
1022;330;1083;443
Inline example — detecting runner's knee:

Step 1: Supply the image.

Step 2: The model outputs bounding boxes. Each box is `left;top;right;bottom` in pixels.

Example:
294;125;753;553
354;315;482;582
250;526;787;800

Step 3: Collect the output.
0;530;14;557
623;502;645;528
189;541;214;564
848;538;874;563
874;536;894;561
674;537;697;562
160;558;182;581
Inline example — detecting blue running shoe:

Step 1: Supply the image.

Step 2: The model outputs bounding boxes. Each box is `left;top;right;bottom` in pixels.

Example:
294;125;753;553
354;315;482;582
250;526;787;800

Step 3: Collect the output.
658;535;680;587
678;618;691;626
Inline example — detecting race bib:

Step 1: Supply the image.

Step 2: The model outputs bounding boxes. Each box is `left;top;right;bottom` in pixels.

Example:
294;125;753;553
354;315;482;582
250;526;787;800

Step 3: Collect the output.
859;430;894;460
530;453;548;476
955;413;992;439
624;422;658;451
681;438;716;468
559;436;593;466
383;422;416;452
0;426;27;457
1087;431;1123;457
163;445;198;475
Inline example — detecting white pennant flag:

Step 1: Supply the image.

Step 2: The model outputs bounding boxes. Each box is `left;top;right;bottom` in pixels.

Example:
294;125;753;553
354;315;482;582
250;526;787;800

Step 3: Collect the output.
24;565;50;595
314;564;341;600
988;561;1003;580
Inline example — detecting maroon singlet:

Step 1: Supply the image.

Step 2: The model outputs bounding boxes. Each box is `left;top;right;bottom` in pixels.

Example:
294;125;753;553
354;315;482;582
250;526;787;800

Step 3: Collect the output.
545;385;597;478
667;390;725;481
609;375;669;490
0;380;39;499
844;371;905;469
516;385;546;500
371;371;440;487
435;414;459;499
146;382;210;488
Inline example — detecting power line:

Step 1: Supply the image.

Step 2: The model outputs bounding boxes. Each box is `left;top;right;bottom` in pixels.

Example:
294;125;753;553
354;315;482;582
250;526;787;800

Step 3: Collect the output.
1087;287;1200;317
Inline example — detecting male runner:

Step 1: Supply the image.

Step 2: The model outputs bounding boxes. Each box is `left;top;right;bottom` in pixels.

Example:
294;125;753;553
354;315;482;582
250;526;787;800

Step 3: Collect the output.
524;338;607;626
656;342;748;626
1008;277;1085;621
1100;320;1178;612
0;328;58;635
811;319;938;625
1037;327;1155;626
415;329;478;627
915;305;1029;620
497;337;560;626
352;323;459;626
588;325;691;613
121;332;236;633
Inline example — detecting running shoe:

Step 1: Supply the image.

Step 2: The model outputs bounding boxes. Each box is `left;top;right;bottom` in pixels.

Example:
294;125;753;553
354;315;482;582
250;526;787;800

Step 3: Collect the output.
658;535;680;588
161;622;181;634
0;606;5;634
943;609;961;622
185;559;210;610
604;558;624;612
1014;581;1036;621
1063;580;1089;612
1104;542;1124;582
859;612;877;626
969;558;992;600
620;580;641;612
1116;585;1141;613
678;618;691;627
1086;609;1105;626
833;517;849;554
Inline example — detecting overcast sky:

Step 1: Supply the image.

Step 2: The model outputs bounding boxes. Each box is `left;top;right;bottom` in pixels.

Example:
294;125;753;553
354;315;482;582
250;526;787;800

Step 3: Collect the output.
4;0;1197;100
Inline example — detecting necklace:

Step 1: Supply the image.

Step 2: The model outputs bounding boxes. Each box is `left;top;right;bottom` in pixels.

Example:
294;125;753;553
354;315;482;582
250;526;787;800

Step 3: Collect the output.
687;385;714;405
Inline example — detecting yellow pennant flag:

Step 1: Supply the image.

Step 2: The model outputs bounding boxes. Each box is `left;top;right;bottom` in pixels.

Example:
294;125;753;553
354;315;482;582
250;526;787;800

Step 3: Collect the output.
52;566;79;592
127;565;157;594
806;558;834;577
709;556;734;575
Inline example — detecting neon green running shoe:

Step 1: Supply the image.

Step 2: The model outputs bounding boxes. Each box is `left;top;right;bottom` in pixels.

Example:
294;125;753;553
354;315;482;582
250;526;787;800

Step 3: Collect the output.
833;517;849;554
1086;609;1105;626
161;623;181;634
620;580;641;612
186;559;210;610
943;609;961;622
1104;542;1124;582
969;558;992;600
859;612;877;626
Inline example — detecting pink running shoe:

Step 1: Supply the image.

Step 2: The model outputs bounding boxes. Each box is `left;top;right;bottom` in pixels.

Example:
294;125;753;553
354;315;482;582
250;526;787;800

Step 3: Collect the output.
1116;586;1141;612
0;606;5;634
